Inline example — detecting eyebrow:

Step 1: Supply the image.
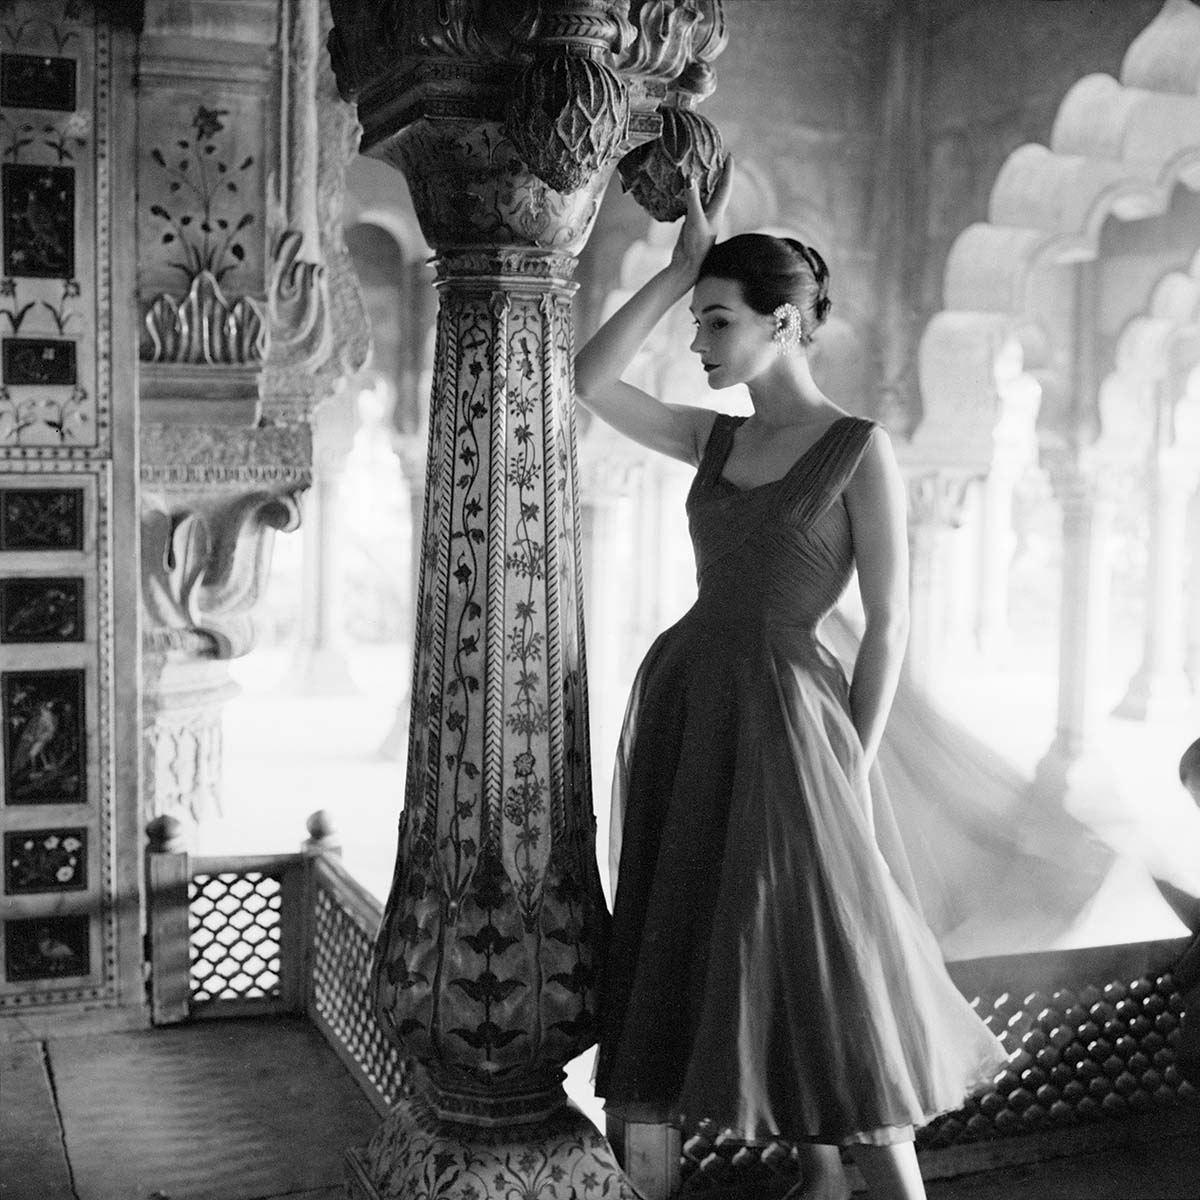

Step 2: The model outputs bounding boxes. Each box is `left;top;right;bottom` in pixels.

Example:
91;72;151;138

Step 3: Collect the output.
691;304;734;315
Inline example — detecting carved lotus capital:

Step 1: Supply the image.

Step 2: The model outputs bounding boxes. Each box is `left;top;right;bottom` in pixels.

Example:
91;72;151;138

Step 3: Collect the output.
328;0;729;238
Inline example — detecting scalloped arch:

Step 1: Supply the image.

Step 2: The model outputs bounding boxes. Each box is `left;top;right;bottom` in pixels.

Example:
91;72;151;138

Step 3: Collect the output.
918;0;1200;460
1098;246;1200;462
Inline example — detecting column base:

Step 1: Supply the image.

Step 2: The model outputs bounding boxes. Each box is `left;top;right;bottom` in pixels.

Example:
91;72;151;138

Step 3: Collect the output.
1030;734;1126;833
1113;668;1195;723
346;1092;637;1200
606;1110;681;1200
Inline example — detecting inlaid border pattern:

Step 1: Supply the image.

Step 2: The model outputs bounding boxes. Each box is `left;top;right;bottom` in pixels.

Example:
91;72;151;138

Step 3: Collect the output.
0;6;118;1009
0;463;116;1008
0;8;109;457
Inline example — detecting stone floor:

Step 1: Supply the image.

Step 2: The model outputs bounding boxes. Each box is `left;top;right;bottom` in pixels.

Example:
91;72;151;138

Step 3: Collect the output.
3;1012;1199;1199
0;1017;377;1200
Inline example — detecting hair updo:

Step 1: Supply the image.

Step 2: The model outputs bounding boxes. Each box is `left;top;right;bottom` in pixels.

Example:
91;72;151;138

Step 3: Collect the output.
697;233;832;345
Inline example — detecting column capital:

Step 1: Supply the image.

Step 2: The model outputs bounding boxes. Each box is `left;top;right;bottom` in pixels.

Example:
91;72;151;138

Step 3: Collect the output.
905;469;974;530
329;0;728;249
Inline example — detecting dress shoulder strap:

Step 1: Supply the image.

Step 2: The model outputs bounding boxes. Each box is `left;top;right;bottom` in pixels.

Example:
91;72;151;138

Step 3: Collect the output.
780;415;879;524
693;412;746;489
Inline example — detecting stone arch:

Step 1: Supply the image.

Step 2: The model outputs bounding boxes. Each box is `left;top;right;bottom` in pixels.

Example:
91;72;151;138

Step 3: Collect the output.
913;0;1200;805
918;0;1200;467
1104;250;1200;718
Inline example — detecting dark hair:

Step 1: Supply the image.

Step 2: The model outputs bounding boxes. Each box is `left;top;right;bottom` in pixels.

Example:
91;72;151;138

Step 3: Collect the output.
697;233;832;345
1181;737;1200;785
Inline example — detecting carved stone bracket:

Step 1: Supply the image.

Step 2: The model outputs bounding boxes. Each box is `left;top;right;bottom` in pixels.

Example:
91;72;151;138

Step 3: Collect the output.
138;421;309;829
140;423;309;659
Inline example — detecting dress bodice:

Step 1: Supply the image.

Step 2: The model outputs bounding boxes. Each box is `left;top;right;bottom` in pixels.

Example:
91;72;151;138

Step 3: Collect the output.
685;414;877;630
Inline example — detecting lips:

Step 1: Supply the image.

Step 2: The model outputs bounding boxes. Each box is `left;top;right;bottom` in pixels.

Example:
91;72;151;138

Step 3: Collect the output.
703;363;719;373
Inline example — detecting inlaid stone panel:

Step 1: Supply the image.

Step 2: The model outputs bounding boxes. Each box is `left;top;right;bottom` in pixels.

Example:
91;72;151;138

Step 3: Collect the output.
0;576;85;642
4;827;87;893
2;337;77;386
0;486;84;550
1;164;74;279
0;52;77;111
1;668;86;805
3;912;89;981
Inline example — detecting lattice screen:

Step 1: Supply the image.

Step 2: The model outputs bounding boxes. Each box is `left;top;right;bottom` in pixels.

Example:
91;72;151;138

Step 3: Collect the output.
189;870;283;1005
919;969;1196;1148
310;875;406;1107
677;961;1198;1194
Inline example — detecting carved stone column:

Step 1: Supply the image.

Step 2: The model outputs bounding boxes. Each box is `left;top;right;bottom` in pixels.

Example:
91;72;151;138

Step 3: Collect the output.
905;471;971;693
326;3;727;1197
1116;369;1200;720
1030;453;1117;805
136;1;369;830
286;386;359;693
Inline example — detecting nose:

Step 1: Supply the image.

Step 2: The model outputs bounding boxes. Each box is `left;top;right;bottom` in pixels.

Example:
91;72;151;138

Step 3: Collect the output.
690;327;706;355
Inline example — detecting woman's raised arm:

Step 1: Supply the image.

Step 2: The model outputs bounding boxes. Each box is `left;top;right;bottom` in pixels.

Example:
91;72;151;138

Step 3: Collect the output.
574;162;732;465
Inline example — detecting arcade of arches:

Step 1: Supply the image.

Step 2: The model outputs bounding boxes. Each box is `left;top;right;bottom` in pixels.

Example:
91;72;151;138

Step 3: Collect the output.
1;0;1199;1167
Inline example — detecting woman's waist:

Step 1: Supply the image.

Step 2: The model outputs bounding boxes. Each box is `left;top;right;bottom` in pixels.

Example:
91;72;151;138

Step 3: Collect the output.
686;594;829;634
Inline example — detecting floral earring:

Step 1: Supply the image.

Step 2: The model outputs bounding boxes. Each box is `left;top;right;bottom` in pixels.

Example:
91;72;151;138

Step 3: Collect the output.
772;302;804;356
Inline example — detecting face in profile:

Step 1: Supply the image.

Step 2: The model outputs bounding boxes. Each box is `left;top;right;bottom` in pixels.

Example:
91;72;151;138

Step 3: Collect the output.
688;276;777;390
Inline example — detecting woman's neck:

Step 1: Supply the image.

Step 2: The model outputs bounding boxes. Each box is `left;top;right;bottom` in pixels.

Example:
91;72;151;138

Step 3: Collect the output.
745;354;833;428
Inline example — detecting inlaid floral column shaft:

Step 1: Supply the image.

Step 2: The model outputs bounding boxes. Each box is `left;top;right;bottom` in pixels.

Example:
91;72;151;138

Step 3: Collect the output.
374;250;600;1117
328;3;728;1195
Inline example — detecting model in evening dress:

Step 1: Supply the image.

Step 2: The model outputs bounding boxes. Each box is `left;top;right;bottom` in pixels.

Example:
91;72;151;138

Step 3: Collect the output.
595;412;1008;1145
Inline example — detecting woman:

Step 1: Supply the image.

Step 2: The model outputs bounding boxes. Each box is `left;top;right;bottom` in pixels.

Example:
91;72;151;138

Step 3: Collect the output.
574;163;1007;1200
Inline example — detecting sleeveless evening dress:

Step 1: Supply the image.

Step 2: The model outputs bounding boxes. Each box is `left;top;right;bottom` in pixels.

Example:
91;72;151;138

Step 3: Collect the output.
595;413;1008;1145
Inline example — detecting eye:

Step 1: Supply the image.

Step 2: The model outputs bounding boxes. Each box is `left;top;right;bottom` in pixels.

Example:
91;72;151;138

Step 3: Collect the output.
710;318;728;331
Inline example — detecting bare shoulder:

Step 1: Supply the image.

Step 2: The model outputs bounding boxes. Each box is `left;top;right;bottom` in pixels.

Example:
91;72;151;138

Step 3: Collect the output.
845;422;904;504
854;421;899;470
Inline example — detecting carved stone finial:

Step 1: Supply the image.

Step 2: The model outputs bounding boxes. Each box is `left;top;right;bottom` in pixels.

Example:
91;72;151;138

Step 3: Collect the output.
146;814;185;854
504;50;631;194
617;105;725;221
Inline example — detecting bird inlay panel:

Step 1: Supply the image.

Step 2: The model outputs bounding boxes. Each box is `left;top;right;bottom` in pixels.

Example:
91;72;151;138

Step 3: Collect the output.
0;576;84;642
4;827;86;894
0;53;76;112
1;164;74;279
0;486;84;550
1;668;85;805
3;912;89;981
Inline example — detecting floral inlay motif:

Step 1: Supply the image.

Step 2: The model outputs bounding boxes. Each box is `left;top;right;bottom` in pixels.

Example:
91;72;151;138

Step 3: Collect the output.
142;105;264;364
503;301;549;923
147;105;255;288
4;827;85;893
